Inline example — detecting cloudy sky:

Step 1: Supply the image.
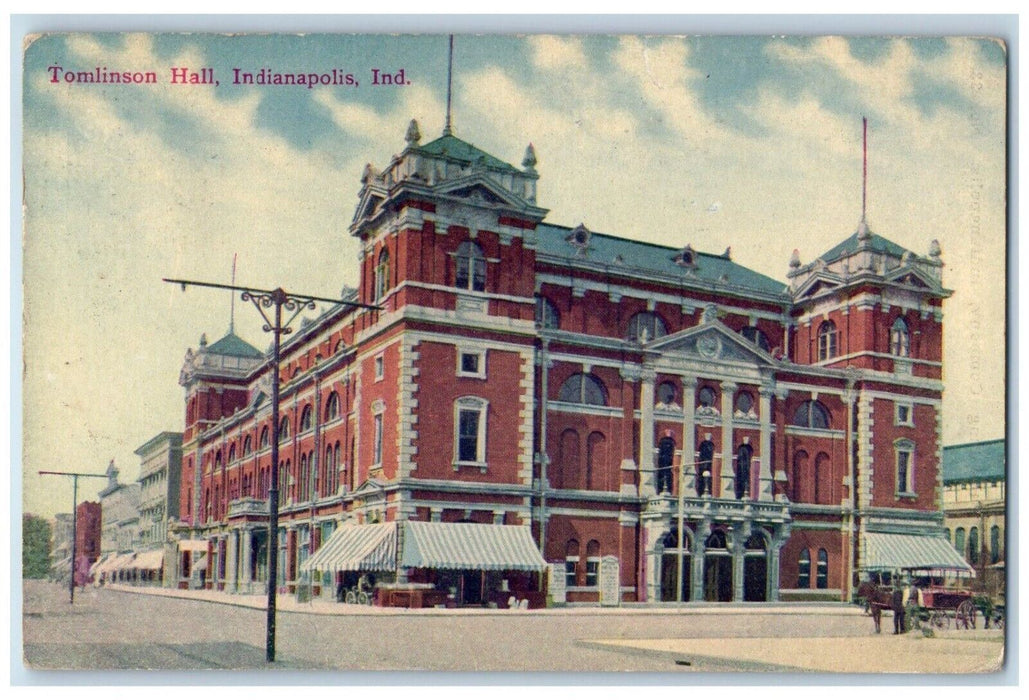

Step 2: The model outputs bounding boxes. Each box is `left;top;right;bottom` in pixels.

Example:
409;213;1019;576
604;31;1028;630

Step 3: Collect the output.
20;32;1006;519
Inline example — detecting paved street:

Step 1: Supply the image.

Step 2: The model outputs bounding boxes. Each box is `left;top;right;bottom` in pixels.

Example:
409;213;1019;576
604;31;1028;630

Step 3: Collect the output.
21;580;1004;674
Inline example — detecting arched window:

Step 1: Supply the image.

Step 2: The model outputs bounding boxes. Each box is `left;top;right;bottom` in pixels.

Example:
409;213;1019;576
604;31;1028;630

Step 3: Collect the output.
990;526;1001;563
706;530;728;549
228;445;236;464
585;540;601;587
816;549;829;589
656;381;678;406
279;417;291;442
335;443;343;494
792;400;830;429
954;528;966;559
259;426;270;449
698;386;718;409
374;248;390;301
798;549;811;588
817;321;838;361
734;444;753;499
565;539;580;587
657;435;675;494
741;326;770;352
557;373;608;406
455;241;486;292
557;429;580;490
586;431;605;491
243;435;253;457
535;296;560;329
890;317;910;357
300;405;313;432
968;527;980;564
894;439;915;495
215;451;223;471
325;391;340;421
735;391;754;416
625;311;668;343
697;440;715;497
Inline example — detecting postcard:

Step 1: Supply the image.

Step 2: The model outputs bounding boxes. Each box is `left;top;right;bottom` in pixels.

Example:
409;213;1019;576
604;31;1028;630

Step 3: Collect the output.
19;29;1007;675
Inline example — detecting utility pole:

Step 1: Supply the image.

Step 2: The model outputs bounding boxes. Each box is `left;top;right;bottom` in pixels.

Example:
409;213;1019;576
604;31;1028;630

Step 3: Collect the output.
164;277;378;663
38;470;107;604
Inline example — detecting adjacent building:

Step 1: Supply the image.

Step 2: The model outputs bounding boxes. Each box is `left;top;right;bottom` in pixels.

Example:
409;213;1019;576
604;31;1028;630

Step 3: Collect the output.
75;500;102;571
49;513;73;582
172;121;960;604
942;439;1005;597
98;460;141;556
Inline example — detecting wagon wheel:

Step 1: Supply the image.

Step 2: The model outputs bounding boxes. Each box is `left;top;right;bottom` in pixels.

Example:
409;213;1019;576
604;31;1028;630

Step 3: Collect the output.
992;609;1004;630
956;599;978;630
344;589;357;605
357;590;370;605
929;610;950;630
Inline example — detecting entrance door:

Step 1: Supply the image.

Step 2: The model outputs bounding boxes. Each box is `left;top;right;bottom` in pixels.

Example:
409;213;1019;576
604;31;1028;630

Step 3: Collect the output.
744;555;768;601
703;555;732;601
661;554;691;602
461;570;483;605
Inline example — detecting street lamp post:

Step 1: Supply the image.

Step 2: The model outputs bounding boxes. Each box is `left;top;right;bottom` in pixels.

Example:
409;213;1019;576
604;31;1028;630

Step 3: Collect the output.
38;470;107;604
164;278;377;663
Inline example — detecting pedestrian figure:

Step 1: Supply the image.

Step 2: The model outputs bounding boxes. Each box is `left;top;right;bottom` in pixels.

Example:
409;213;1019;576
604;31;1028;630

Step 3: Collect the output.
891;585;906;634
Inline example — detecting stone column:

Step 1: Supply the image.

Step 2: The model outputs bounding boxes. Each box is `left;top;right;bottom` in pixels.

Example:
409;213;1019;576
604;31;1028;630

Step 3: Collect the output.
731;527;747;602
691;519;710;602
768;523;790;602
719;381;737;498
242;528;253;594
641;515;668;602
638;369;657;497
758;387;774;501
681;376;697;495
226;529;238;592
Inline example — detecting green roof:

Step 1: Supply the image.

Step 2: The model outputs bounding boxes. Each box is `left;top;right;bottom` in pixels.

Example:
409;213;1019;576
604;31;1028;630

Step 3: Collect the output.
205;332;264;359
415;134;520;173
818;230;911;264
535;223;787;297
942;439;1005;484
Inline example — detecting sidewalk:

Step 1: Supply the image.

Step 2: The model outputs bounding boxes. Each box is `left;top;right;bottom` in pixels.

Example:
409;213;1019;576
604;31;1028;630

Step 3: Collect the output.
105;583;865;617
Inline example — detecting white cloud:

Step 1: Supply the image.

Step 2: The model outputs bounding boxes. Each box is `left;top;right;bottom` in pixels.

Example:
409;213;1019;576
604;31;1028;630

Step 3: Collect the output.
528;35;588;72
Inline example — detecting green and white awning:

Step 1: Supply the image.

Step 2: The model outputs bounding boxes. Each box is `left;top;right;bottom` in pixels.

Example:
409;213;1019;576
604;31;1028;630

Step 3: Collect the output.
401;521;547;572
131;549;165;571
862;533;974;575
300;522;397;573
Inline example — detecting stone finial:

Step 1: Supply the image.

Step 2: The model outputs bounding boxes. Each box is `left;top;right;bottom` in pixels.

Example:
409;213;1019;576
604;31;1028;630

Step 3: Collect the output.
522;143;537;172
361;163;377;184
856;216;871;241
789;249;801;269
929;239;942;258
405;119;421;145
701;304;718;323
199;332;208;347
723;246;732;260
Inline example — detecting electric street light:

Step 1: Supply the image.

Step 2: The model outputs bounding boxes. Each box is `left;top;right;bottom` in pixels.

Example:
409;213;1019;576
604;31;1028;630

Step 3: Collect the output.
164;277;378;663
38;470;108;604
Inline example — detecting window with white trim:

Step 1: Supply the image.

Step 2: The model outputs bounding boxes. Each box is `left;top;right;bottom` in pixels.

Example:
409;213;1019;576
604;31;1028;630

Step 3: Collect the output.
455;241;486;292
890;317;910;357
374;248;390;302
374;353;384;381
585;540;601;587
895;439;915;495
372;412;384;467
895;401;913;427
457;348;486;379
565;539;579;588
817;321;838;361
454;396;488;467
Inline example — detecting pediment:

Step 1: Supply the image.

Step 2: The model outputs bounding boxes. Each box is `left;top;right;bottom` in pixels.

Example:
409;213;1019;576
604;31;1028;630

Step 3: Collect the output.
885;266;936;290
351;477;387;498
436;173;530;209
647;322;777;366
794;271;844;299
351;187;387;227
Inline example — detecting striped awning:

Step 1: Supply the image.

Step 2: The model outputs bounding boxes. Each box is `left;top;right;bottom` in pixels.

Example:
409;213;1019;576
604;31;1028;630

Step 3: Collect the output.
401;521;547;572
104;552;137;573
300;522;396;573
863;533;975;575
89;553;111;575
131;549;165;571
178;539;209;552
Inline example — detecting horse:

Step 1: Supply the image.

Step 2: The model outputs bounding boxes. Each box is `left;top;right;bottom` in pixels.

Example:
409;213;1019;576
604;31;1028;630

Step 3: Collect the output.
856;580;893;634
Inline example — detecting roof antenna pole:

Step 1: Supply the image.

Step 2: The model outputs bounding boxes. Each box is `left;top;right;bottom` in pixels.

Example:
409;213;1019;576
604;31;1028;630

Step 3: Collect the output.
861;116;868;222
229;253;237;334
443;34;454;136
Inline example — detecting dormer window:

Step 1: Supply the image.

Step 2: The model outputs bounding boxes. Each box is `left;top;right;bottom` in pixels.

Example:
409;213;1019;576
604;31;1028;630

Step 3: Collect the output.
455;241;486;292
674;244;698;269
566;223;591;254
625;312;668;343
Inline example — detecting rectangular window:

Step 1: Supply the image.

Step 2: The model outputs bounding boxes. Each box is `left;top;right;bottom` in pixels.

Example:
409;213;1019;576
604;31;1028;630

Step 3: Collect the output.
458;409;480;462
896;448;914;495
565;557;578;588
585;557;600;587
457;349;486;378
895;402;913;426
373;413;383;466
374;354;384;381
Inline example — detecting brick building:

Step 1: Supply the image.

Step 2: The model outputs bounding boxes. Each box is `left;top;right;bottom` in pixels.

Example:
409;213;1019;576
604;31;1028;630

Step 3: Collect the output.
172;122;959;604
75;500;102;571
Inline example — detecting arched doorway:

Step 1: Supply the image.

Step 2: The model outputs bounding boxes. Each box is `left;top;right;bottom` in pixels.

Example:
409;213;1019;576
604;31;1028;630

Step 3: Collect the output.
659;528;691;602
743;532;768;602
703;530;732;602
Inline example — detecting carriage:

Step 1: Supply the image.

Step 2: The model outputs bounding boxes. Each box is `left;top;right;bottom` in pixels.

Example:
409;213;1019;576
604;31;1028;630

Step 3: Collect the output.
858;565;1003;632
